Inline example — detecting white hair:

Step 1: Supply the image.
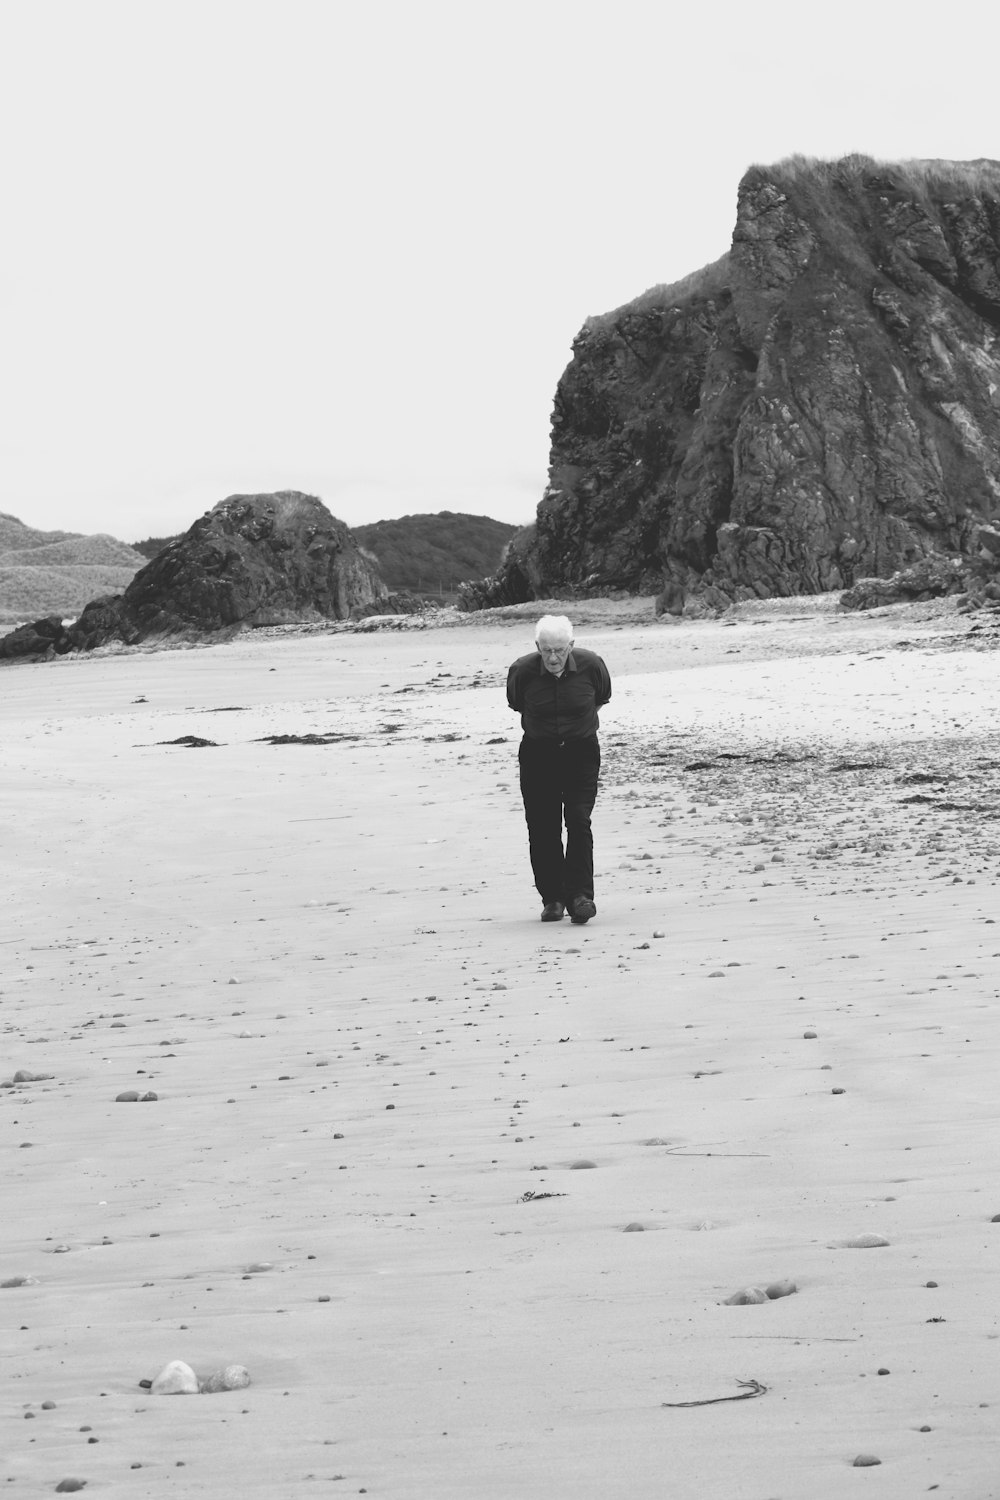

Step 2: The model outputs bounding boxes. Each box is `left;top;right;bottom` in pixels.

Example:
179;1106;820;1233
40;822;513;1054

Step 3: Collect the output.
535;614;573;645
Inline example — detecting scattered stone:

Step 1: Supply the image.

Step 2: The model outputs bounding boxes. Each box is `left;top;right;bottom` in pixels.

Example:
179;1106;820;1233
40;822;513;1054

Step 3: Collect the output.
569;1160;596;1170
623;1222;645;1232
724;1287;770;1305
831;1087;846;1094
877;1367;890;1375
926;1280;939;1288
41;1400;56;1409
244;1262;274;1274
55;1482;88;1493
843;1234;890;1249
2;1276;39;1288
151;1359;199;1395
140;1092;159;1102
765;1279;798;1299
803;1030;817;1039
115;1091;141;1103
318;1294;332;1302
852;1454;881;1467
13;1069;44;1083
652;929;665;939
199;1364;251;1393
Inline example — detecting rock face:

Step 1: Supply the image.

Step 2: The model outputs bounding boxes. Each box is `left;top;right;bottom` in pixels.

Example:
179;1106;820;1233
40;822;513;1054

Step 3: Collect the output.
463;155;1000;610
0;491;402;657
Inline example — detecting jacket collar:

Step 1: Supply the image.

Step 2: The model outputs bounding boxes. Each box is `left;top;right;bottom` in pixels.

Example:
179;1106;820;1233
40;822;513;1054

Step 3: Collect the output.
537;650;577;674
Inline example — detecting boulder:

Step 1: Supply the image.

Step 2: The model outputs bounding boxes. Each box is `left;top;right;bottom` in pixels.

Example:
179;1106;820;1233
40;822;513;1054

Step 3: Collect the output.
840;555;966;609
0;492;409;657
0;614;68;661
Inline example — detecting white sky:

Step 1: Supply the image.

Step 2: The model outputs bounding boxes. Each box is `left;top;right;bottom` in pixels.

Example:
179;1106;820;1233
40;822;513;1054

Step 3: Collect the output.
1;0;997;543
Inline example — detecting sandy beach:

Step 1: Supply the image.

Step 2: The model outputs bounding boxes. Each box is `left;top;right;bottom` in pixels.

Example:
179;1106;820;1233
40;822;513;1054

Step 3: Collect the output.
4;600;1000;1498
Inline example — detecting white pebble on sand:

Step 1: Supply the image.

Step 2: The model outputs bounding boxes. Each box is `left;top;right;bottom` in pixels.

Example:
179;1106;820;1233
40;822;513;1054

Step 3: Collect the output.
151;1359;199;1395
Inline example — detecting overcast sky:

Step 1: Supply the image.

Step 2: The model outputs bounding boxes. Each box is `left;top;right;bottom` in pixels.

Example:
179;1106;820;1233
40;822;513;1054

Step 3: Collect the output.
2;1;997;543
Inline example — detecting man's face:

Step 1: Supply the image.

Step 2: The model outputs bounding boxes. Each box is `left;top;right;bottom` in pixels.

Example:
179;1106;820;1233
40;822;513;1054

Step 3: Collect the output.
537;634;573;675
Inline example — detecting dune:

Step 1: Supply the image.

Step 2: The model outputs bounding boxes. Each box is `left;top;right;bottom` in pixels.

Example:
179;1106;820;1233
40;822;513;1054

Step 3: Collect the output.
3;599;999;1497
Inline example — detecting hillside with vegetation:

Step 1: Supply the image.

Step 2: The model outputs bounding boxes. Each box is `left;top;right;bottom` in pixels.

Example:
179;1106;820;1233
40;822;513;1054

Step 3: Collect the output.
0;513;146;625
351;510;519;598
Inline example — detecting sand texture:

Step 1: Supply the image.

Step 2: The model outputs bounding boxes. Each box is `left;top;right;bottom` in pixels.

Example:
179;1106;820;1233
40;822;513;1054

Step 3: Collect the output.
4;601;1000;1497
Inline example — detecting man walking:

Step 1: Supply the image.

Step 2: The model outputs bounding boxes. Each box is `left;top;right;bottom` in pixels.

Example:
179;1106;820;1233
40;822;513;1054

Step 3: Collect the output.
506;615;612;923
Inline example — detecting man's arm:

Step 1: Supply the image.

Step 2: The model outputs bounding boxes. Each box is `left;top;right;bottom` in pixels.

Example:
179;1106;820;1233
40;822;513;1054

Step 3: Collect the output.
506;661;522;713
594;657;612;708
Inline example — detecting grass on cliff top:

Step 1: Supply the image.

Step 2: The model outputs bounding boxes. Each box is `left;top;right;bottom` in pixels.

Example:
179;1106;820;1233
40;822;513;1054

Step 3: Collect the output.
582;253;732;336
752;152;1000;204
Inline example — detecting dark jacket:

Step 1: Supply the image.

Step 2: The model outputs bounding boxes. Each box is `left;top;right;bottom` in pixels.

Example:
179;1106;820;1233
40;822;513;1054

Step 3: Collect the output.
506;646;612;740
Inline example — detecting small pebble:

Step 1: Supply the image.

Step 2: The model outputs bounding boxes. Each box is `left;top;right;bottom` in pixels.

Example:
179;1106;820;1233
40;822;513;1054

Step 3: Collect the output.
623;1222;645;1232
844;1234;890;1249
724;1286;769;1305
318;1294;331;1302
55;1483;88;1494
140;1092;159;1102
570;1160;596;1170
652;929;665;939
765;1279;798;1300
991;1213;1000;1223
877;1367;890;1375
115;1091;140;1103
42;1400;56;1409
831;1087;846;1094
13;1069;40;1083
852;1455;881;1467
919;1425;932;1432
244;1262;273;1273
926;1280;938;1288
803;1030;817;1039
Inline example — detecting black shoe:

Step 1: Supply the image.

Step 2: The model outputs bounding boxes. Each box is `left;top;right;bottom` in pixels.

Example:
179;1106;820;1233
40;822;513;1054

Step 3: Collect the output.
541;901;565;922
568;895;596;924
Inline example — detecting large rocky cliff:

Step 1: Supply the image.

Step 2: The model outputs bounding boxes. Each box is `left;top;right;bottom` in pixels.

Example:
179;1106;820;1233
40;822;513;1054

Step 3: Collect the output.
0;491;399;659
466;155;1000;609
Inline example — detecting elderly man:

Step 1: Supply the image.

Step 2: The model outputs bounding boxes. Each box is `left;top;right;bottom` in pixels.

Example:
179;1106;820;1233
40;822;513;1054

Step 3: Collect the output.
506;615;612;923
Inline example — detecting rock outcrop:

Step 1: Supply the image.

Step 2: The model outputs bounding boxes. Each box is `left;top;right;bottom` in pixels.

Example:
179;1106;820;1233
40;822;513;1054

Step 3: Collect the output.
0;491;404;658
462;155;1000;610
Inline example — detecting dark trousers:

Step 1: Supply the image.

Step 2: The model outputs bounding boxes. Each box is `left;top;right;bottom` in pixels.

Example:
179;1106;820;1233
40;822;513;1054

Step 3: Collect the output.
518;735;601;904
